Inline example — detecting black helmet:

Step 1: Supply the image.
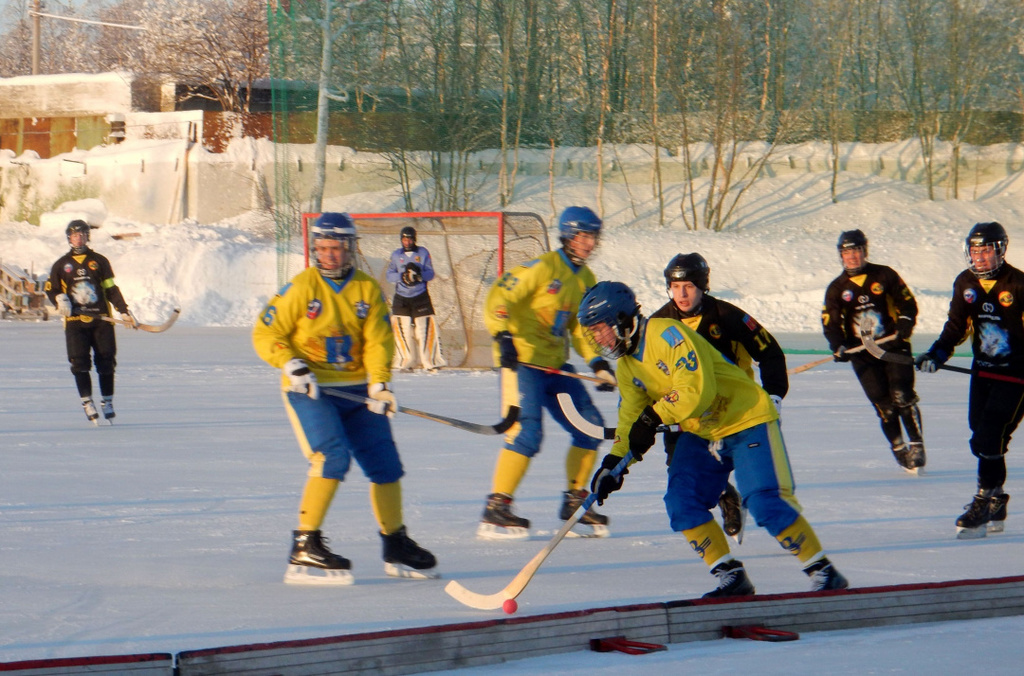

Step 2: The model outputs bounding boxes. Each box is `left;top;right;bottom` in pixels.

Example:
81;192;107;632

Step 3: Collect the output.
837;229;869;274
66;219;91;253
964;222;1008;279
663;253;710;292
400;226;417;251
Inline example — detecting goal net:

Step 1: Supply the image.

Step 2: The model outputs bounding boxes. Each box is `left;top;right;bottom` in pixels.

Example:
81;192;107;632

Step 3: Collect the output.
302;211;549;368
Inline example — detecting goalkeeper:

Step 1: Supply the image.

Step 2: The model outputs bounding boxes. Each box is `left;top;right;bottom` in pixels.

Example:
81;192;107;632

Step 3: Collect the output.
385;226;446;372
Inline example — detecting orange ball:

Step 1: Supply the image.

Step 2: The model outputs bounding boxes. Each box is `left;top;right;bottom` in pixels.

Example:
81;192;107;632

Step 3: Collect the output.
502;598;518;614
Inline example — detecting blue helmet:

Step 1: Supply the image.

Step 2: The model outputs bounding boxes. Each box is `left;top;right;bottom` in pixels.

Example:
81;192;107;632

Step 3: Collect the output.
578;281;642;359
558;206;602;241
311;212;358;279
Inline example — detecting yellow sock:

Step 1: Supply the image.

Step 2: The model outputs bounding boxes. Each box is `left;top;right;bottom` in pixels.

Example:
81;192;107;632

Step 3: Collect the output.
565;445;597;491
371;481;404;535
682;519;732;568
775;515;824;564
491;448;531;495
297;476;339;531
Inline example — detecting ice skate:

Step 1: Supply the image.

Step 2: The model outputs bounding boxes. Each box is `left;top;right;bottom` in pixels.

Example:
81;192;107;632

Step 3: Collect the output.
906;442;926;473
284;530;354;585
988;493;1010;533
381;526;438;579
702;559;755;599
956;493;993;539
100;396;115;422
81;397;100;426
477;492;530;540
890;441;917;474
804;557;849;591
719;483;746;544
560;489;610;538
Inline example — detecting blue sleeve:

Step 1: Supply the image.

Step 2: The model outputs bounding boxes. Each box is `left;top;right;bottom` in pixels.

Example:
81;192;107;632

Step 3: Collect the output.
420;247;435;282
385;249;402;283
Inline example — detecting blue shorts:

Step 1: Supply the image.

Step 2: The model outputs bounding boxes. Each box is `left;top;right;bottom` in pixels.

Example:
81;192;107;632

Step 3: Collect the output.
283;385;404;484
664;421;801;536
504;364;604;457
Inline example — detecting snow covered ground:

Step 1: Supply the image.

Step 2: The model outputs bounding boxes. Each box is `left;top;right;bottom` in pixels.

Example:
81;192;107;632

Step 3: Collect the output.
3;141;1024;671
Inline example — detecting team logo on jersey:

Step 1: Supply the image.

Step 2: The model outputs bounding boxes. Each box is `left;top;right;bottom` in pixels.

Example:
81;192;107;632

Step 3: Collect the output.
841;290;854;302
964;288;977;303
999;291;1014;307
546;280;562;294
870;282;883;295
663;390;680;404
709;324;722;339
354;300;370;319
306;299;322;319
983;302;995;313
742;314;759;331
659;325;687;348
656;359;670;375
494;304;509;320
88;260;99;271
63;262;74;274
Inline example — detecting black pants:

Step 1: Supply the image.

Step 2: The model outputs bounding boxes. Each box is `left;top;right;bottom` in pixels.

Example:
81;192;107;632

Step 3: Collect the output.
391;291;435;318
65;317;117;398
969;375;1024;490
850;347;921;445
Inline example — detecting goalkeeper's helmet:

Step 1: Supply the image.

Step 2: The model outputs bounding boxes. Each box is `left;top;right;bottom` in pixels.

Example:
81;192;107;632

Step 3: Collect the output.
558;206;602;265
964;221;1008;279
577;281;642;359
837;229;869;274
311;212;358;279
663;253;710;292
66;219;91;254
400;226;417;252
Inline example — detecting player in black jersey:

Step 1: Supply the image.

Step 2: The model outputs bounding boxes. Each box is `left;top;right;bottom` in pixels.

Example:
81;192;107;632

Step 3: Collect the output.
822;230;925;472
650;253;789;540
45;220;137;424
916;222;1024;538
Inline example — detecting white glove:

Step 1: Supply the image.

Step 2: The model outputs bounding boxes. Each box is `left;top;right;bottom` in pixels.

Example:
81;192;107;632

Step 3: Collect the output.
594;368;617;392
770;394;783;417
284;358;319;399
120;310;139;329
367;382;397;417
55;294;72;317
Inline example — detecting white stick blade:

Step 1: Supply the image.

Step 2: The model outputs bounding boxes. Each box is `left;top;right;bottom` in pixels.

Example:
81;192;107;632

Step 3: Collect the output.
443;580;507;610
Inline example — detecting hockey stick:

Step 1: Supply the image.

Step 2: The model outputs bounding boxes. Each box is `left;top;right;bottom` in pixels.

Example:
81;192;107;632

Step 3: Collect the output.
860;332;1024;385
555;392;681;440
323;388;520;435
444;453;634;610
787;334;896;375
521;363;608;385
101;308;181;333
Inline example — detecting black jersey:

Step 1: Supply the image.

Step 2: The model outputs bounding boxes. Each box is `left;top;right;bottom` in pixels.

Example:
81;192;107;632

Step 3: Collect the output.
45;248;129;317
822;262;917;351
650;294;788;399
930;263;1024;373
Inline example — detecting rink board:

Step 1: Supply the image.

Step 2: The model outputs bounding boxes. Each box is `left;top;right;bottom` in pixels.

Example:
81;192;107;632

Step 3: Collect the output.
0;653;173;675
175;575;1024;675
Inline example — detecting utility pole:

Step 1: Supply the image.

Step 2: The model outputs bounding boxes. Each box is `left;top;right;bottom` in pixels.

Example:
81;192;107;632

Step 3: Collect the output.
31;0;41;74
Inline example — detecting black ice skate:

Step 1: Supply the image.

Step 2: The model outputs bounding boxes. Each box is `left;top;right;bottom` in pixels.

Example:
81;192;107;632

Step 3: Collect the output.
956;492;993;539
906;442;926;472
703;559;755;599
804;557;849;591
100;396;115;422
381;526;438;579
719;482;746;544
890;441;915;473
477;492;531;540
988;493;1010;533
81;397;100;426
284;530;353;585
560;489;610;538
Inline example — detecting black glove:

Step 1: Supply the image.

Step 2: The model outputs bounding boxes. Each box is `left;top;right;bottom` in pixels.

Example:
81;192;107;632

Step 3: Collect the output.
833;345;850;362
590;453;628;505
895;316;914;340
628;405;662;459
494;331;518;370
591;358;616;392
401;262;423;285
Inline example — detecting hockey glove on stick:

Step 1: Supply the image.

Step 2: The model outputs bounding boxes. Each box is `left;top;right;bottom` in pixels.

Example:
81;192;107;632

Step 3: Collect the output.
895;316;915;340
120;310;139;329
55;293;72;318
590;359;617;392
914;350;947;373
833;345;850;362
284;358;319;399
494;331;518;370
590;453;628;505
628;405;662;459
367;382;398;417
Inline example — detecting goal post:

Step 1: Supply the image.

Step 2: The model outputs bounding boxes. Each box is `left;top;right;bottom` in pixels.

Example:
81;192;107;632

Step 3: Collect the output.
301;211;550;368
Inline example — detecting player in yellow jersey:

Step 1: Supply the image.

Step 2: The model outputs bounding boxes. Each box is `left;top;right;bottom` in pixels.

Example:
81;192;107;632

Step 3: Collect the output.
479;206;616;539
253;213;437;585
578;281;847;597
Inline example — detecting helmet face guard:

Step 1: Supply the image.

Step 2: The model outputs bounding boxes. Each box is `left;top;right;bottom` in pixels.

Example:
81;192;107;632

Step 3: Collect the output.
311;213;358;279
964;222;1008;279
558;206;602;265
66;220;91;254
400;226;417;252
578;281;641;359
837;229;869;274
